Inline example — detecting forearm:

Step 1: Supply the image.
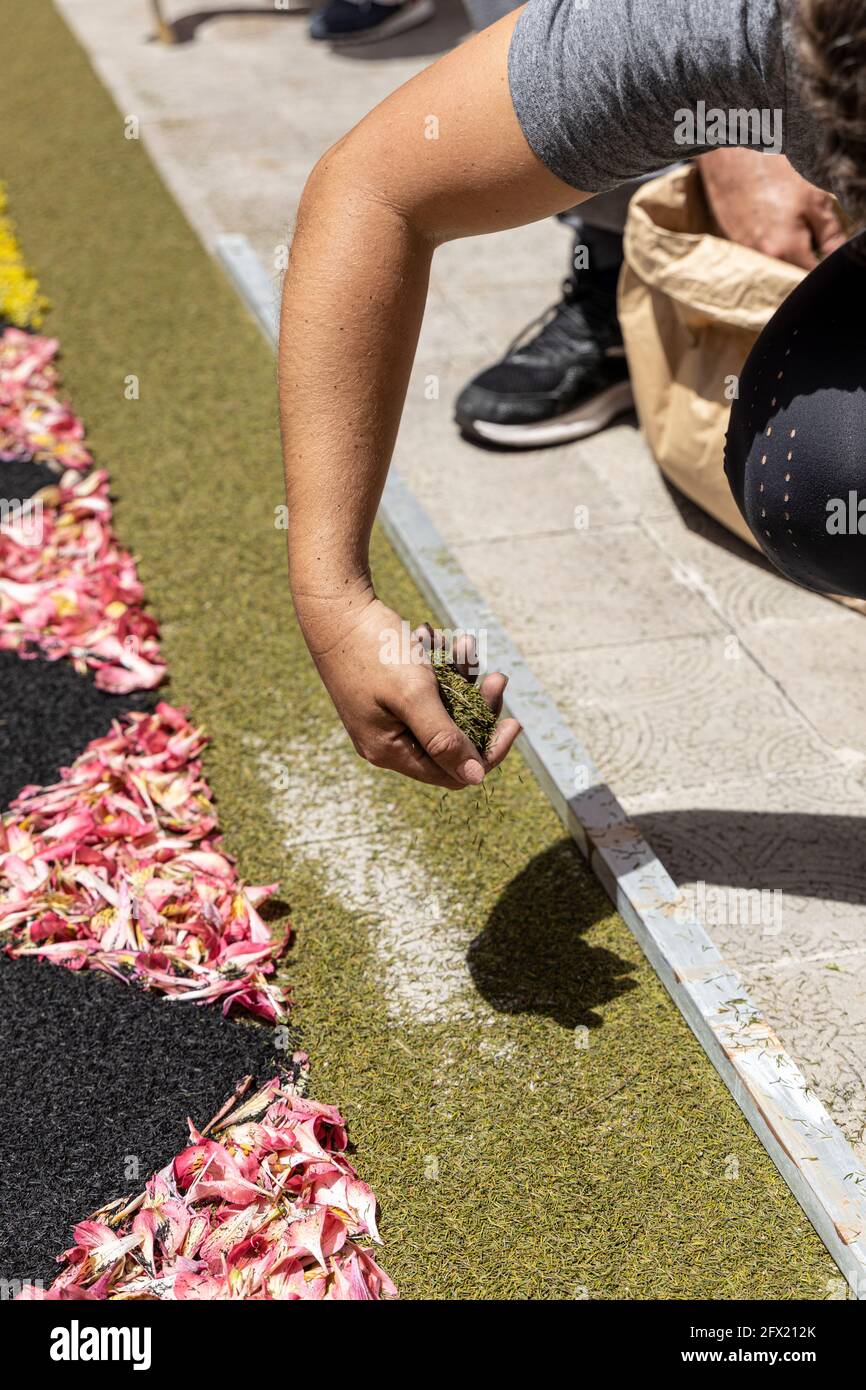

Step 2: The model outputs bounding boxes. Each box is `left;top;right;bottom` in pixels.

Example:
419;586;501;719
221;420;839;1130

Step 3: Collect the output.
279;156;432;647
272;11;586;785
278;10;579;651
277;156;525;789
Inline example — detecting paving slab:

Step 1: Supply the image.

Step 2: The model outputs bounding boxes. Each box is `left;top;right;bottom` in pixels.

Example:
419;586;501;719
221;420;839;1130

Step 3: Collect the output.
571;420;679;522
630;770;866;1161
642;502;837;628
456;529;726;653
541;635;836;799
405;432;627;542
741;615;866;759
56;0;866;1194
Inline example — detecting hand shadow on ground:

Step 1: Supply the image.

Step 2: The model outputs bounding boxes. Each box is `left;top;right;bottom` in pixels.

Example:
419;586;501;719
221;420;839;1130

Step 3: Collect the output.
466;839;638;1030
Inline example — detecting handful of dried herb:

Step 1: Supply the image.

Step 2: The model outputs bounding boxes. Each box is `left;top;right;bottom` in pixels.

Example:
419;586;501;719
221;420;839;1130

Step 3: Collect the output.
431;650;497;756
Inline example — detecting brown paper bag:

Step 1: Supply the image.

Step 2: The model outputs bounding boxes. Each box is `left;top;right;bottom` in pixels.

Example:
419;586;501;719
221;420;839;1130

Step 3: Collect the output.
618;164;866;614
618;163;805;549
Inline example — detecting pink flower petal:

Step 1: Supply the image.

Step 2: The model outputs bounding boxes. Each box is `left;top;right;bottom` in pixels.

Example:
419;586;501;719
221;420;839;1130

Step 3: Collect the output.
31;1078;396;1301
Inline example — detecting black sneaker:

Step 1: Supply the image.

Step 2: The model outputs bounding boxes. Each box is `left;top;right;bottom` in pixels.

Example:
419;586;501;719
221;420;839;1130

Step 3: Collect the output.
454;271;632;449
309;0;434;43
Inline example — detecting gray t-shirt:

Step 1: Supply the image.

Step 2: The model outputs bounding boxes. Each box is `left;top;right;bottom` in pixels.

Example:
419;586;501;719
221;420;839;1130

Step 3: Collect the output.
508;0;824;194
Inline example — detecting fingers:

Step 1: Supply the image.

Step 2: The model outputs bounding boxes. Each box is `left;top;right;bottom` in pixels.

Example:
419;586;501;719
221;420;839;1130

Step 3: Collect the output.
451;630;478;679
808;201;848;260
375;708;520;785
478;670;507;716
478;673;522;769
410;624;479;681
349;712;467;789
411;622;436;654
376;733;466;789
776;222;817;272
399;682;487;784
380;627;520;786
483;716;522;771
356;670;521;787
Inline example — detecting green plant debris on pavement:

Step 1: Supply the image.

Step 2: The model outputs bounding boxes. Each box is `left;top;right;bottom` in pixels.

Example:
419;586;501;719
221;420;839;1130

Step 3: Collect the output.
0;0;838;1298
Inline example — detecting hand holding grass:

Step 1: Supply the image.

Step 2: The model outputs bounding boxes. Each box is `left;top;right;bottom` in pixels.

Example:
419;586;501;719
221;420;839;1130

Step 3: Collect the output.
295;590;520;789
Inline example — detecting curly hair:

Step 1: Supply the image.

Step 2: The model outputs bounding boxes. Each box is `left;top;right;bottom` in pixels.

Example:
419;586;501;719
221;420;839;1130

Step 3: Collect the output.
797;0;866;228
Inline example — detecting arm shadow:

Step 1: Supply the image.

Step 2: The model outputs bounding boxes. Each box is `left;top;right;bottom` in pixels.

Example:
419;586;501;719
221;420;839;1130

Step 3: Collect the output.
466;839;638;1031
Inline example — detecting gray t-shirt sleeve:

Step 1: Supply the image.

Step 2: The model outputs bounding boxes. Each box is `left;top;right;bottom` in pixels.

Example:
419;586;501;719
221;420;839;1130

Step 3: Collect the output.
508;0;814;193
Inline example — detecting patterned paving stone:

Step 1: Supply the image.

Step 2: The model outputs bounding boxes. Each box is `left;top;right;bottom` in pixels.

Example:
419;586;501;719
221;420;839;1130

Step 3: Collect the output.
399;396;627;544
747;957;866;1164
455;528;725;655
541;634;835;800
643;502;837;629
740;613;866;759
572;418;675;522
628;772;866;1154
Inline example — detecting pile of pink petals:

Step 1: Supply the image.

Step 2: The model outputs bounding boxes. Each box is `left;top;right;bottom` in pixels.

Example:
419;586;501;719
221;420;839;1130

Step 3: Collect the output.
0;703;289;1024
18;1074;396;1300
1;302;394;1298
0;325;164;692
0;459;165;692
0;327;92;471
0;466;165;691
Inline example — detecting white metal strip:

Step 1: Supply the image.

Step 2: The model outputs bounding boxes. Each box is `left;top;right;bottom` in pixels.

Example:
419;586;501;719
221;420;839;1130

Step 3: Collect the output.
215;231;866;1296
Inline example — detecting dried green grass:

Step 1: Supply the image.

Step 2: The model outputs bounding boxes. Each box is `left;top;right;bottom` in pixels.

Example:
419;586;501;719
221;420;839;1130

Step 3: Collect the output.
431;653;498;754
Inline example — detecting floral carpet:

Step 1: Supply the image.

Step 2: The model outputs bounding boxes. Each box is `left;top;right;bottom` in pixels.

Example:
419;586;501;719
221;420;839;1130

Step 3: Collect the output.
0;184;393;1300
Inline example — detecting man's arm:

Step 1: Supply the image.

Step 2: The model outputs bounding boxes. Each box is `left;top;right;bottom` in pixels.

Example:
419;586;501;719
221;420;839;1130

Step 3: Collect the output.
279;8;583;789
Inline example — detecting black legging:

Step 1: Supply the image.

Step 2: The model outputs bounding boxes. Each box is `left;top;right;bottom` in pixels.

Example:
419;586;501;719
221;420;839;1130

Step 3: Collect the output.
725;232;866;600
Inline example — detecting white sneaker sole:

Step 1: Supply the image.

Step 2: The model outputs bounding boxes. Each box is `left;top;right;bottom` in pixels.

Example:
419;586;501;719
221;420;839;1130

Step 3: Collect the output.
327;0;435;44
467;379;634;449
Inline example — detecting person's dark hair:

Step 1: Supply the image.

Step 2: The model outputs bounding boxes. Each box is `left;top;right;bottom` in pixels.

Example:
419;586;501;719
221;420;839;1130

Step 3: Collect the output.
798;0;866;228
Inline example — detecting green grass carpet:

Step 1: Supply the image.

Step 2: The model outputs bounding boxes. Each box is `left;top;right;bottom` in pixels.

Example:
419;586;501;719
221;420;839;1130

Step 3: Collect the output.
0;0;838;1298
